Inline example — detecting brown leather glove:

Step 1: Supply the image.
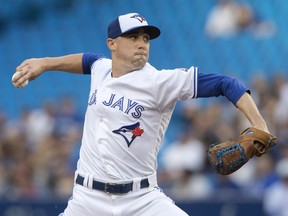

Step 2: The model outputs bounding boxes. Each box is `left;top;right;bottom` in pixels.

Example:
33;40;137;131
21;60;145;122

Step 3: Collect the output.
207;127;277;175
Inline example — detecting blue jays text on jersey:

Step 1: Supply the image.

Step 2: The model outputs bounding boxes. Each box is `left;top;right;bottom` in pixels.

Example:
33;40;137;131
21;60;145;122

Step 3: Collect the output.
88;90;145;118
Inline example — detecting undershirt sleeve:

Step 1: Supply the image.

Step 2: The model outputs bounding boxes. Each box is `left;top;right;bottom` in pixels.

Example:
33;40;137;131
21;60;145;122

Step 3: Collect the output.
82;53;106;74
197;72;250;106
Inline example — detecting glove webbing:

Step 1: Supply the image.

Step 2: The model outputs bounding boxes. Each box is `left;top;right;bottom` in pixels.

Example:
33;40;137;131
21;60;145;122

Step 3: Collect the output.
208;143;249;174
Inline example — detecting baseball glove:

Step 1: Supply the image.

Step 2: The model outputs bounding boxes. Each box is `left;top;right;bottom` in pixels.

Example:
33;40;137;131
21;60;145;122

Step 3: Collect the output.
207;127;277;175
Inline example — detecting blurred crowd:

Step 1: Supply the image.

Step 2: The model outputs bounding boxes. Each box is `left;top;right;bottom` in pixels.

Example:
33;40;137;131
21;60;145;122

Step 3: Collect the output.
0;73;287;207
0;96;83;200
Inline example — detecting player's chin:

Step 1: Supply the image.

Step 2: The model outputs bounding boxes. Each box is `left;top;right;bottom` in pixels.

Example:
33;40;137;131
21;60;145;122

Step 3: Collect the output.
133;58;147;69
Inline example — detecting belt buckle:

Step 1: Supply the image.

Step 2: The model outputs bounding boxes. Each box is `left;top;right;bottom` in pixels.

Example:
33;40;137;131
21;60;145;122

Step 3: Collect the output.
104;182;116;194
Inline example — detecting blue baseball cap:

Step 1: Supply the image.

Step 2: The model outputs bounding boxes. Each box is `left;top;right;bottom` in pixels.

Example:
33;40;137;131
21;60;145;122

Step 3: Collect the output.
108;13;161;40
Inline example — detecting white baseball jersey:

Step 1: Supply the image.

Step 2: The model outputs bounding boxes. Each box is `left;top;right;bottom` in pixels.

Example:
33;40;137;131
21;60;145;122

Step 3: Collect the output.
77;57;198;182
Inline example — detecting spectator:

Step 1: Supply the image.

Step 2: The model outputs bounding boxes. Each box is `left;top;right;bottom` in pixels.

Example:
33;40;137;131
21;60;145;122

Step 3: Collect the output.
22;102;56;150
205;0;276;38
160;130;211;200
161;130;206;174
274;76;288;127
245;155;278;198
263;158;288;216
205;0;252;37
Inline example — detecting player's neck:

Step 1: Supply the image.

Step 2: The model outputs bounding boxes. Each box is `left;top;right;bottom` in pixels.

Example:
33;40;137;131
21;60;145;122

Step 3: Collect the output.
111;62;139;78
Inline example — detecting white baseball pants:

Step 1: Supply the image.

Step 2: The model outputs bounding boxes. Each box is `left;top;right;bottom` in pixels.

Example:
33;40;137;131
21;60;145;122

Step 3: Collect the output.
60;184;189;216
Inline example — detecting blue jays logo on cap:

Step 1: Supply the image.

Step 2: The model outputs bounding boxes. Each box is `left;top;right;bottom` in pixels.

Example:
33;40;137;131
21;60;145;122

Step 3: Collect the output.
112;122;144;147
130;14;146;23
107;12;161;39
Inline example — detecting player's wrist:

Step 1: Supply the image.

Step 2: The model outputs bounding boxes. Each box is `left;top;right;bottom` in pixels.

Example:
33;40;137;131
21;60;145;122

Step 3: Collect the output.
250;118;269;133
41;57;54;72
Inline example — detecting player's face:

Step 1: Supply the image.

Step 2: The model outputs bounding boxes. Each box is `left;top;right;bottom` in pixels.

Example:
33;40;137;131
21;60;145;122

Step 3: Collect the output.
109;29;150;72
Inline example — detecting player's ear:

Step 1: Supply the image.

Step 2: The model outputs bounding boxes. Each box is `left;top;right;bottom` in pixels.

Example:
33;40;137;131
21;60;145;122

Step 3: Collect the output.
107;38;116;51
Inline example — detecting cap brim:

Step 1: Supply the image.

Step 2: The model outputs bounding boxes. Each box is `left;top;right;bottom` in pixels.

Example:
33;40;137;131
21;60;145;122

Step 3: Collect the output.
120;26;161;40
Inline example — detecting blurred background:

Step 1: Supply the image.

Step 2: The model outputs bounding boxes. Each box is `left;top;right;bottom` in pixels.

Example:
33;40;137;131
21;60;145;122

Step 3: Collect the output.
1;0;288;215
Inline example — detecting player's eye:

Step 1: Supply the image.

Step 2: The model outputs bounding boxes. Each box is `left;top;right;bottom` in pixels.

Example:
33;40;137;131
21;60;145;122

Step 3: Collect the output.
130;35;137;40
143;35;150;42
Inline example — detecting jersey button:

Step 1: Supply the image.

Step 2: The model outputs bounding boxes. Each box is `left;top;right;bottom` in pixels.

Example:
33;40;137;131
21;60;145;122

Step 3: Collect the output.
98;139;103;144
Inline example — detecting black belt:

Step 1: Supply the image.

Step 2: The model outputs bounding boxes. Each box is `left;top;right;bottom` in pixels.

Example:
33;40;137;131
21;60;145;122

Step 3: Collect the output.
76;174;150;194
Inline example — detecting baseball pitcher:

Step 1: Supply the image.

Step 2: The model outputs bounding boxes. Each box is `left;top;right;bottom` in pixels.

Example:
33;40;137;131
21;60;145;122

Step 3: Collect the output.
12;13;276;216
